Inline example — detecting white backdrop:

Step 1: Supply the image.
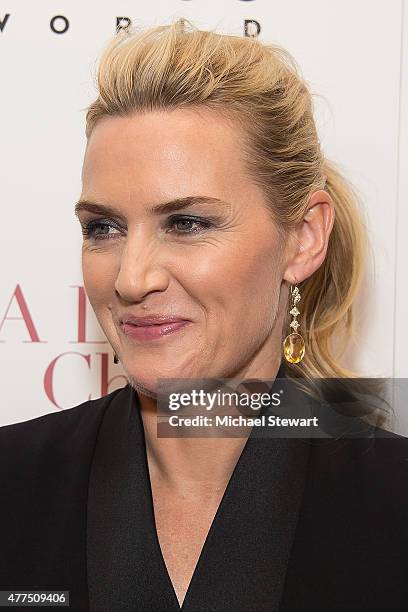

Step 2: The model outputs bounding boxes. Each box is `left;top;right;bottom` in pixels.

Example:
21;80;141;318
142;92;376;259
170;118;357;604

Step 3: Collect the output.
1;1;407;432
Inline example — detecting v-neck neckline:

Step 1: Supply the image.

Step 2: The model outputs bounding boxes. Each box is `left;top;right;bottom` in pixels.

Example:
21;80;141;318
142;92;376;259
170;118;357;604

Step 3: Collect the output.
136;388;261;610
87;363;312;612
131;361;293;610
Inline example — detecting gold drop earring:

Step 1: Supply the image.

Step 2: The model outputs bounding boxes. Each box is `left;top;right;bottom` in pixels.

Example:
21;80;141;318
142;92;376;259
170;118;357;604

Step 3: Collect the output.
282;284;305;364
113;352;119;364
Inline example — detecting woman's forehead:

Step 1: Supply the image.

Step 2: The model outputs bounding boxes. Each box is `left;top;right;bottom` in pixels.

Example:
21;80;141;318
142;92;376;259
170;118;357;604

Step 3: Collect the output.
83;108;243;165
81;110;263;214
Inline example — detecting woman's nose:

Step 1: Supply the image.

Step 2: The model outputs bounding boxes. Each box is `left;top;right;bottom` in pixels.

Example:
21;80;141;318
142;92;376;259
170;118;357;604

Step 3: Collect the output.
114;229;170;302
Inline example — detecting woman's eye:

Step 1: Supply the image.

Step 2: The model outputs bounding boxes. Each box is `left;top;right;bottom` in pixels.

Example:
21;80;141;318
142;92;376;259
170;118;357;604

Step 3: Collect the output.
167;215;213;235
81;220;121;240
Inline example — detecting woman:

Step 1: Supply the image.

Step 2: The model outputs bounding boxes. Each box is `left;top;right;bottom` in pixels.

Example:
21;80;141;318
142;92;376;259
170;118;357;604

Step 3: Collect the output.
1;18;408;612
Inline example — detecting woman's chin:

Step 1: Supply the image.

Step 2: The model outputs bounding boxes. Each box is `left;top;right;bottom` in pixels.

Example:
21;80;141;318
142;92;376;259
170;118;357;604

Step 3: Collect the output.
127;377;159;400
124;369;192;400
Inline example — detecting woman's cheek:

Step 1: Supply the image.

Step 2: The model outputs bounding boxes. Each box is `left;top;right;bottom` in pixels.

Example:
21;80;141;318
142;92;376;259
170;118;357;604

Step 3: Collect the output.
83;252;117;295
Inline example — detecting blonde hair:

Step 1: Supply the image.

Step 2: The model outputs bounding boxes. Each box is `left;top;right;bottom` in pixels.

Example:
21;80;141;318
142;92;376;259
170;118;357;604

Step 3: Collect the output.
85;19;387;425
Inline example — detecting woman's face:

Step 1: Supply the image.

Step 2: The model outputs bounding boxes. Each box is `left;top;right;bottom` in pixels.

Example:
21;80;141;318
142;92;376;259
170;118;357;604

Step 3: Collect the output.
78;108;290;393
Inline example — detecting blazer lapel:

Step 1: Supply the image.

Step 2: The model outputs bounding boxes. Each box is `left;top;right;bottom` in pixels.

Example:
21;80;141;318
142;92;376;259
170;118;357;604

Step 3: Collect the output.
181;411;311;610
87;384;180;611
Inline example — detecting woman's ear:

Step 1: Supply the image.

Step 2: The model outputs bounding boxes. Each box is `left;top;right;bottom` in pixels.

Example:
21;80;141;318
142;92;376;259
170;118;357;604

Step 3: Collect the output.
283;189;335;284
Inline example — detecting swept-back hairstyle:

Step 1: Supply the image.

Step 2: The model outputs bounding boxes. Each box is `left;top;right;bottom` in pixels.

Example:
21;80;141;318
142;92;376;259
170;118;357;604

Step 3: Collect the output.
85;18;388;426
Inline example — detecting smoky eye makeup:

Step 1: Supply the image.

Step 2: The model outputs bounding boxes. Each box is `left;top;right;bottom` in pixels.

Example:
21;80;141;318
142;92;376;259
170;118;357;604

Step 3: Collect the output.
80;213;218;241
80;218;123;240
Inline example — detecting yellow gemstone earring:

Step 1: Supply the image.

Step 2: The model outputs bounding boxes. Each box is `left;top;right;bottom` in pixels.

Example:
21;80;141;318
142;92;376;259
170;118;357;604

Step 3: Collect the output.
113;352;119;364
282;284;305;364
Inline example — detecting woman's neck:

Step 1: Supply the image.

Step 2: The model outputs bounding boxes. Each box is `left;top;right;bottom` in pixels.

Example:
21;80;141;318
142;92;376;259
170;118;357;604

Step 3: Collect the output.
138;357;282;495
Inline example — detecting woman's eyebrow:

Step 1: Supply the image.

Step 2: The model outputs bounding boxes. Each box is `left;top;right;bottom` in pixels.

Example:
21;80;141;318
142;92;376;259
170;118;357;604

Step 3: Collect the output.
74;196;229;218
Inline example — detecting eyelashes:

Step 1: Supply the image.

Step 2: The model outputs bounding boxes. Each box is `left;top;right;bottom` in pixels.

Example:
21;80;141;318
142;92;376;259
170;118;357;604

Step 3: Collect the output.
81;220;119;240
81;215;214;241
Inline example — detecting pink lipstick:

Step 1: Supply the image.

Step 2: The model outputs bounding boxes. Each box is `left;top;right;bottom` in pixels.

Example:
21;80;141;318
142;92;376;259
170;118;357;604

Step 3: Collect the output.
120;314;191;342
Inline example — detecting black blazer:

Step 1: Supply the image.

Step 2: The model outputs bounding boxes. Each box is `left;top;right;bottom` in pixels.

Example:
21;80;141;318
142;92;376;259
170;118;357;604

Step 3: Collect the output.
1;366;408;611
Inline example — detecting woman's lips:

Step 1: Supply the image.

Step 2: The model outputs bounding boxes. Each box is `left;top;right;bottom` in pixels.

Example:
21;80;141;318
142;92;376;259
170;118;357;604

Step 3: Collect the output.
122;320;191;341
